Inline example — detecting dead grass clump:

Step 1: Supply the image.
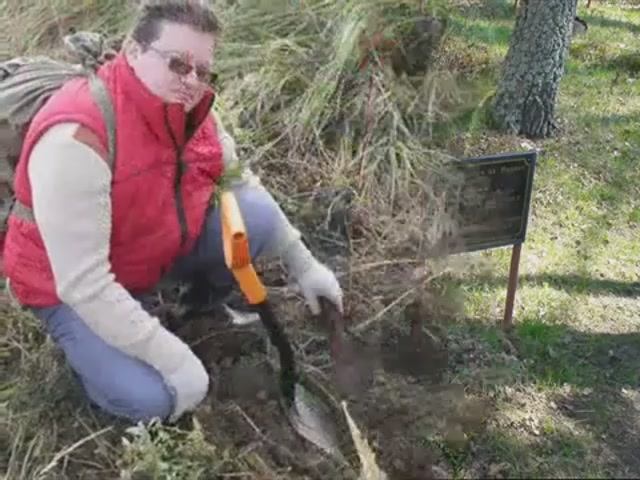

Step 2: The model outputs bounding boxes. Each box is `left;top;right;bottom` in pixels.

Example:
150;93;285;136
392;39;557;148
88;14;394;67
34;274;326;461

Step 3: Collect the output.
2;0;473;311
212;0;474;321
1;0;134;57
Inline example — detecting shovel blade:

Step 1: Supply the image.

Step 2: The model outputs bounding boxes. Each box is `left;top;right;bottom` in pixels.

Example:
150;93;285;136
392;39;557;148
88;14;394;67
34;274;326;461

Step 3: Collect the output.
289;383;344;460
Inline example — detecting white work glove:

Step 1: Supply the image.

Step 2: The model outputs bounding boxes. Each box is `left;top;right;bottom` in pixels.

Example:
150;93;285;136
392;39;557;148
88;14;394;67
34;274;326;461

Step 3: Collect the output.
141;325;210;422
283;240;343;315
164;352;210;422
295;260;343;315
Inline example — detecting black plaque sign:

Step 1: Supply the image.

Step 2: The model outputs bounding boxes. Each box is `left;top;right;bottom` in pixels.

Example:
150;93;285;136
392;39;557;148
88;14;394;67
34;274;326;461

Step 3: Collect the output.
448;150;537;254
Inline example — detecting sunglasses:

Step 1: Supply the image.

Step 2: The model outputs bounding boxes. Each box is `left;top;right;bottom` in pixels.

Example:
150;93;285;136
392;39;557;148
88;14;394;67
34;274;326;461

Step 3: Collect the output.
147;46;214;84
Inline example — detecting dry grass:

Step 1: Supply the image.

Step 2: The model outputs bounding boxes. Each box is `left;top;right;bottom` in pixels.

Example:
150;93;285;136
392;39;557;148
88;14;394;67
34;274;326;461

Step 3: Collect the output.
2;0;640;478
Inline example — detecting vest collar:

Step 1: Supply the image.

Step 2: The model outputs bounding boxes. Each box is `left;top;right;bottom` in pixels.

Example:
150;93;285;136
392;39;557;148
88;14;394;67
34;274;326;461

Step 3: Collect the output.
107;53;215;149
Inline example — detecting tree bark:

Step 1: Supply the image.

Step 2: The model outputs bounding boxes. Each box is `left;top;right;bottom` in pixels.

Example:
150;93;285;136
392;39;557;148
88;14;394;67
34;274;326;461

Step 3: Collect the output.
491;0;578;138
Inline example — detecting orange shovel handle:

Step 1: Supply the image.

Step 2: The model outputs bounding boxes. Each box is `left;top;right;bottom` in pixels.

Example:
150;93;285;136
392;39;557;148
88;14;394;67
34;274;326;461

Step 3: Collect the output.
220;190;267;305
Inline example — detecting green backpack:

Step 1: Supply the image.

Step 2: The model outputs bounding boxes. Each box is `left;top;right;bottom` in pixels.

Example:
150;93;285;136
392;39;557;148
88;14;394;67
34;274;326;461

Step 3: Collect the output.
0;31;117;265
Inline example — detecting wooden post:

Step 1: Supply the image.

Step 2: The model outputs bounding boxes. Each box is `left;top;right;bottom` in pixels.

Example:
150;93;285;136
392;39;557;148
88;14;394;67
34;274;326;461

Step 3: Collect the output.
502;242;522;330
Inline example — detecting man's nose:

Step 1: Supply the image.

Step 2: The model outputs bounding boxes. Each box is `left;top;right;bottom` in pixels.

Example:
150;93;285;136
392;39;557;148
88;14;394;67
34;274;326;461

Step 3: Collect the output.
182;67;200;86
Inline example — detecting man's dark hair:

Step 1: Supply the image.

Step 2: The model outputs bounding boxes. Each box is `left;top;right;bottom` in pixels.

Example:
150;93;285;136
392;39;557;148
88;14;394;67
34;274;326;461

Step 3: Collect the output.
130;1;221;47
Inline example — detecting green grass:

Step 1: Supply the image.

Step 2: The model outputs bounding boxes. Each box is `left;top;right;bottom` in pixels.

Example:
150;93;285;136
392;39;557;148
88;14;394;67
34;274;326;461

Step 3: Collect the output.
425;2;640;475
2;0;640;479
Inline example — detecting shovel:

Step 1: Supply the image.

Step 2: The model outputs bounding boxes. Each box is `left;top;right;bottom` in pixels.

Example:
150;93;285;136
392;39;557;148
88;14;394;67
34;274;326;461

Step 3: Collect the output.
220;190;344;460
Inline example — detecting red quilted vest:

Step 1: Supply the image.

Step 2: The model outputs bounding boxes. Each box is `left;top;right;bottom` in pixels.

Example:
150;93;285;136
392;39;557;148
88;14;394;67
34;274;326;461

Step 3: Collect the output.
3;52;224;306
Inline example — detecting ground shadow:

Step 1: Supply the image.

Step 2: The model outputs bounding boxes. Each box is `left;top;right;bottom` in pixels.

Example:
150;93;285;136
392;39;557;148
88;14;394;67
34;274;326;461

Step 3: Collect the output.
450;272;640;298
455;0;517;22
582;12;640;35
553;385;640;477
447;17;513;47
579;111;640;131
607;52;640;75
463;2;640;36
439;314;640;477
549;110;640;228
568;51;640;76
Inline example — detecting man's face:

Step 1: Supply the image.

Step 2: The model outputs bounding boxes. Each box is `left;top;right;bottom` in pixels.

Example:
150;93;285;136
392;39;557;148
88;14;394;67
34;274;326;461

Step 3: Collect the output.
127;21;216;111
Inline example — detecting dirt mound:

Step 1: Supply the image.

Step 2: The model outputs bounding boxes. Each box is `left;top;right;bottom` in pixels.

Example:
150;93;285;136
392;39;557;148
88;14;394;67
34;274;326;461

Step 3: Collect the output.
169;302;491;479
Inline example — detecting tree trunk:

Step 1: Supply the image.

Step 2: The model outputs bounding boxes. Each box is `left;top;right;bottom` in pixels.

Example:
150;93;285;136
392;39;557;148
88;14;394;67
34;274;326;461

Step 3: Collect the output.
491;0;578;138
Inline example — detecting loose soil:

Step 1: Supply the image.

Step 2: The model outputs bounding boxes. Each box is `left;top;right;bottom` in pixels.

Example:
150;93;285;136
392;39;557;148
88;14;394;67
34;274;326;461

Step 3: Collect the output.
168;296;492;480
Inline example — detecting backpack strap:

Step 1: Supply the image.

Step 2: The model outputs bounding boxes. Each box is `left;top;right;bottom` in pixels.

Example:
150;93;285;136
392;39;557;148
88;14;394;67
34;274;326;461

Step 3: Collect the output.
87;73;116;172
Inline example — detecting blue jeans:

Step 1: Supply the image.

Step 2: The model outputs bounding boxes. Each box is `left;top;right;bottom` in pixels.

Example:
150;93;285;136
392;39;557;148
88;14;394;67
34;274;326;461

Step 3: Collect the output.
32;187;280;423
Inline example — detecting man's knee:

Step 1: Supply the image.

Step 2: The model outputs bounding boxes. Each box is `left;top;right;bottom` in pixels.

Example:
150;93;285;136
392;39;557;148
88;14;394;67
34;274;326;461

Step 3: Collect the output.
118;379;173;422
84;366;174;423
32;303;174;423
232;186;280;258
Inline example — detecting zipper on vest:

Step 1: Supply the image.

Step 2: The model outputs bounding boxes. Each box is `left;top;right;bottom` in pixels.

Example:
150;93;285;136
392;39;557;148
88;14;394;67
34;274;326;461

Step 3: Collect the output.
164;108;189;248
174;150;188;247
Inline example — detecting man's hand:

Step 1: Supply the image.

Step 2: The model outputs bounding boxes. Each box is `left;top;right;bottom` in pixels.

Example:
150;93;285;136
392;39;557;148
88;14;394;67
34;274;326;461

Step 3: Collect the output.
294;259;343;315
164;347;210;422
282;240;343;315
129;324;210;422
